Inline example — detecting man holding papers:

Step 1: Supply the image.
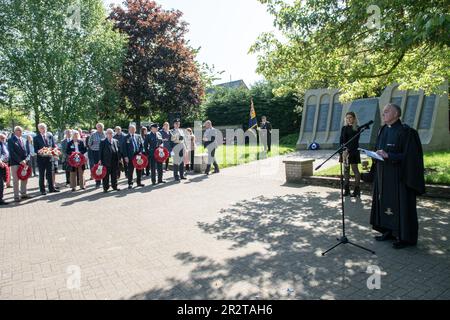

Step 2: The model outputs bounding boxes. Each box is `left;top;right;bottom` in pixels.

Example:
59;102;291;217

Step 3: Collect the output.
369;103;425;249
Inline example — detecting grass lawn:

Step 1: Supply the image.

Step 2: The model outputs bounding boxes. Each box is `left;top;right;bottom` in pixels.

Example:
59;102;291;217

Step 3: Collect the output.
192;133;298;169
315;151;450;186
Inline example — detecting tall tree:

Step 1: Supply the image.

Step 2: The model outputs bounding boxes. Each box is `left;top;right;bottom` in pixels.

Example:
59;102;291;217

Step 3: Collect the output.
0;0;126;134
251;0;449;101
109;0;204;128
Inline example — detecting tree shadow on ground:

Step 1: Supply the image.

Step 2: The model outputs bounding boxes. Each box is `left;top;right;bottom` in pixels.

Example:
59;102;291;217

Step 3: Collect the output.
128;191;450;300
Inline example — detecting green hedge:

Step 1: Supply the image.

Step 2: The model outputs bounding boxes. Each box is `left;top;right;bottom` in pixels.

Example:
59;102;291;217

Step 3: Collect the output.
204;82;301;136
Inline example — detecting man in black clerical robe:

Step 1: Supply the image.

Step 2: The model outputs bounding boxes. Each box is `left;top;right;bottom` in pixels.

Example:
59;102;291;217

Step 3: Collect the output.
369;103;425;249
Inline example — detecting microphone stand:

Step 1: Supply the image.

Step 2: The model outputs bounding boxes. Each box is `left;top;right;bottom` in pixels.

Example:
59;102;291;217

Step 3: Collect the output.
316;124;375;256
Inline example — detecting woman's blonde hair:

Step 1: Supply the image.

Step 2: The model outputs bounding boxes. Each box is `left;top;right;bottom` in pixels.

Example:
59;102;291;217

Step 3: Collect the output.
345;112;359;131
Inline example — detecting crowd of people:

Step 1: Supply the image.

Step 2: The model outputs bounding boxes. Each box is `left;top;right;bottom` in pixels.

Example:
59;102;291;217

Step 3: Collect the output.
0;119;220;205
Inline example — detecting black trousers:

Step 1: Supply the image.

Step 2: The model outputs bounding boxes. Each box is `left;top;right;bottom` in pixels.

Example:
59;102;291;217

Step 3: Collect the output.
205;148;219;174
127;161;142;186
173;148;184;180
37;156;55;192
103;164;119;191
91;150;101;186
0;168;4;200
150;155;163;184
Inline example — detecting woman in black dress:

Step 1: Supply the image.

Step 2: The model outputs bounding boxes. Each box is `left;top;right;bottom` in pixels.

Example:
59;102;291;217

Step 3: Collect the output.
340;112;361;197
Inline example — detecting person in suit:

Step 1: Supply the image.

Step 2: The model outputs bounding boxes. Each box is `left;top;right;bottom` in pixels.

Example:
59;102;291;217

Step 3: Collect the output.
66;130;87;191
60;129;72;186
7;126;31;202
170;119;187;181
100;128;121;193
121;124;145;189
259;116;272;152
141;126;151;177
113;126;127;179
145;123;166;185
0;133;11;190
159;122;172;171
0;133;9;205
33;123;59;195
203;120;220;175
26;135;37;177
88;123;105;188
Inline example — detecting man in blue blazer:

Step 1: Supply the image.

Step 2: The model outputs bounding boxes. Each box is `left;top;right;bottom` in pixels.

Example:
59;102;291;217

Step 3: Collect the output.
33;123;59;195
145;123;166;185
121;125;145;189
7;126;31;202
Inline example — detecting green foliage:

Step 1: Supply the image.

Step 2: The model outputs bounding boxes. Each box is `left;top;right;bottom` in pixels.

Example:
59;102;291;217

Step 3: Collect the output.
316;151;450;186
251;0;450;101
204;81;301;136
0;0;126;135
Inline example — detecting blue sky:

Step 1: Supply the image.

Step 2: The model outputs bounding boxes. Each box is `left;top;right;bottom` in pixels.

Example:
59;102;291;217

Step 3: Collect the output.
102;0;277;87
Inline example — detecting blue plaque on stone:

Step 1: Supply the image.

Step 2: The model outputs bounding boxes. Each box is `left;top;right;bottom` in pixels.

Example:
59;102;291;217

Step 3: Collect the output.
304;105;316;132
317;103;329;132
390;96;403;107
403;95;419;127
330;102;343;131
419;95;436;130
348;98;379;145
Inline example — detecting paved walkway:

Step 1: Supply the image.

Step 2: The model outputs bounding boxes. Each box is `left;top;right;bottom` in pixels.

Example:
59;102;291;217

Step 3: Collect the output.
0;154;449;300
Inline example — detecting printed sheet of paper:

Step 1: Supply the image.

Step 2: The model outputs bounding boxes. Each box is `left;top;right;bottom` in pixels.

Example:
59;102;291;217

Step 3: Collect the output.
359;148;384;161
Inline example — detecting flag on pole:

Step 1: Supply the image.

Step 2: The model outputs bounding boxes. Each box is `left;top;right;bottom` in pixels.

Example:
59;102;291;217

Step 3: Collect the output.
248;98;258;130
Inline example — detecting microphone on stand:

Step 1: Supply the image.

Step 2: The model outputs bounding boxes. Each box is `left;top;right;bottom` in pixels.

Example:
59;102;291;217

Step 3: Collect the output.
359;120;374;129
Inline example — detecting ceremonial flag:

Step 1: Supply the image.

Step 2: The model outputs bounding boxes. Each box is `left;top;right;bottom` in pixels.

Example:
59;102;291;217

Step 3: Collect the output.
248;98;258;130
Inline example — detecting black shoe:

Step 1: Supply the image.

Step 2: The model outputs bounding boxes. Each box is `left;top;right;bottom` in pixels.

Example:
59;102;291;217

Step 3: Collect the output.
174;177;180;181
213;169;220;174
375;232;395;242
152;182;157;185
21;195;32;199
103;189;109;193
49;189;60;193
158;180;166;184
113;188;121;191
0;200;8;205
128;185;133;189
41;192;47;196
343;185;350;196
204;172;209;176
351;186;361;197
180;176;187;180
393;241;413;249
137;183;145;187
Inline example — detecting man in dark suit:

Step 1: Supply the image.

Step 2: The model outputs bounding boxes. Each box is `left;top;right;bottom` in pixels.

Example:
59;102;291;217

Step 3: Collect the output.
7;126;31;202
60;129;72;186
0;133;9;205
33;123;59;195
121;125;145;189
259;116;273;152
100;128;121;193
113;126;127;179
145;123;166;185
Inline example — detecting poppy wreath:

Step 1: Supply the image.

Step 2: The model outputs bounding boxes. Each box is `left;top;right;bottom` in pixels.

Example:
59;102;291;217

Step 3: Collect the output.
91;163;107;181
68;152;87;168
132;153;148;170
154;147;169;163
17;163;32;181
2;164;11;184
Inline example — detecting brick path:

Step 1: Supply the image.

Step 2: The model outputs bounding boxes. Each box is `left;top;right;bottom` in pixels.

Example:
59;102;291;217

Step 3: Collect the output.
0;153;449;300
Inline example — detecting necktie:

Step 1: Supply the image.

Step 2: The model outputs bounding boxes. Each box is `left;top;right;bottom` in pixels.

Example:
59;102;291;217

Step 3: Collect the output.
132;135;137;152
18;137;24;150
43;134;48;146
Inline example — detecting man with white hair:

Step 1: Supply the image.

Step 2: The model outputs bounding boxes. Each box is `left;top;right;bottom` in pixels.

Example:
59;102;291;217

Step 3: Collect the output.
0;133;9;205
203;120;220;175
370;103;425;249
88;123;106;188
33;123;59;195
99;128;121;192
8;126;31;202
